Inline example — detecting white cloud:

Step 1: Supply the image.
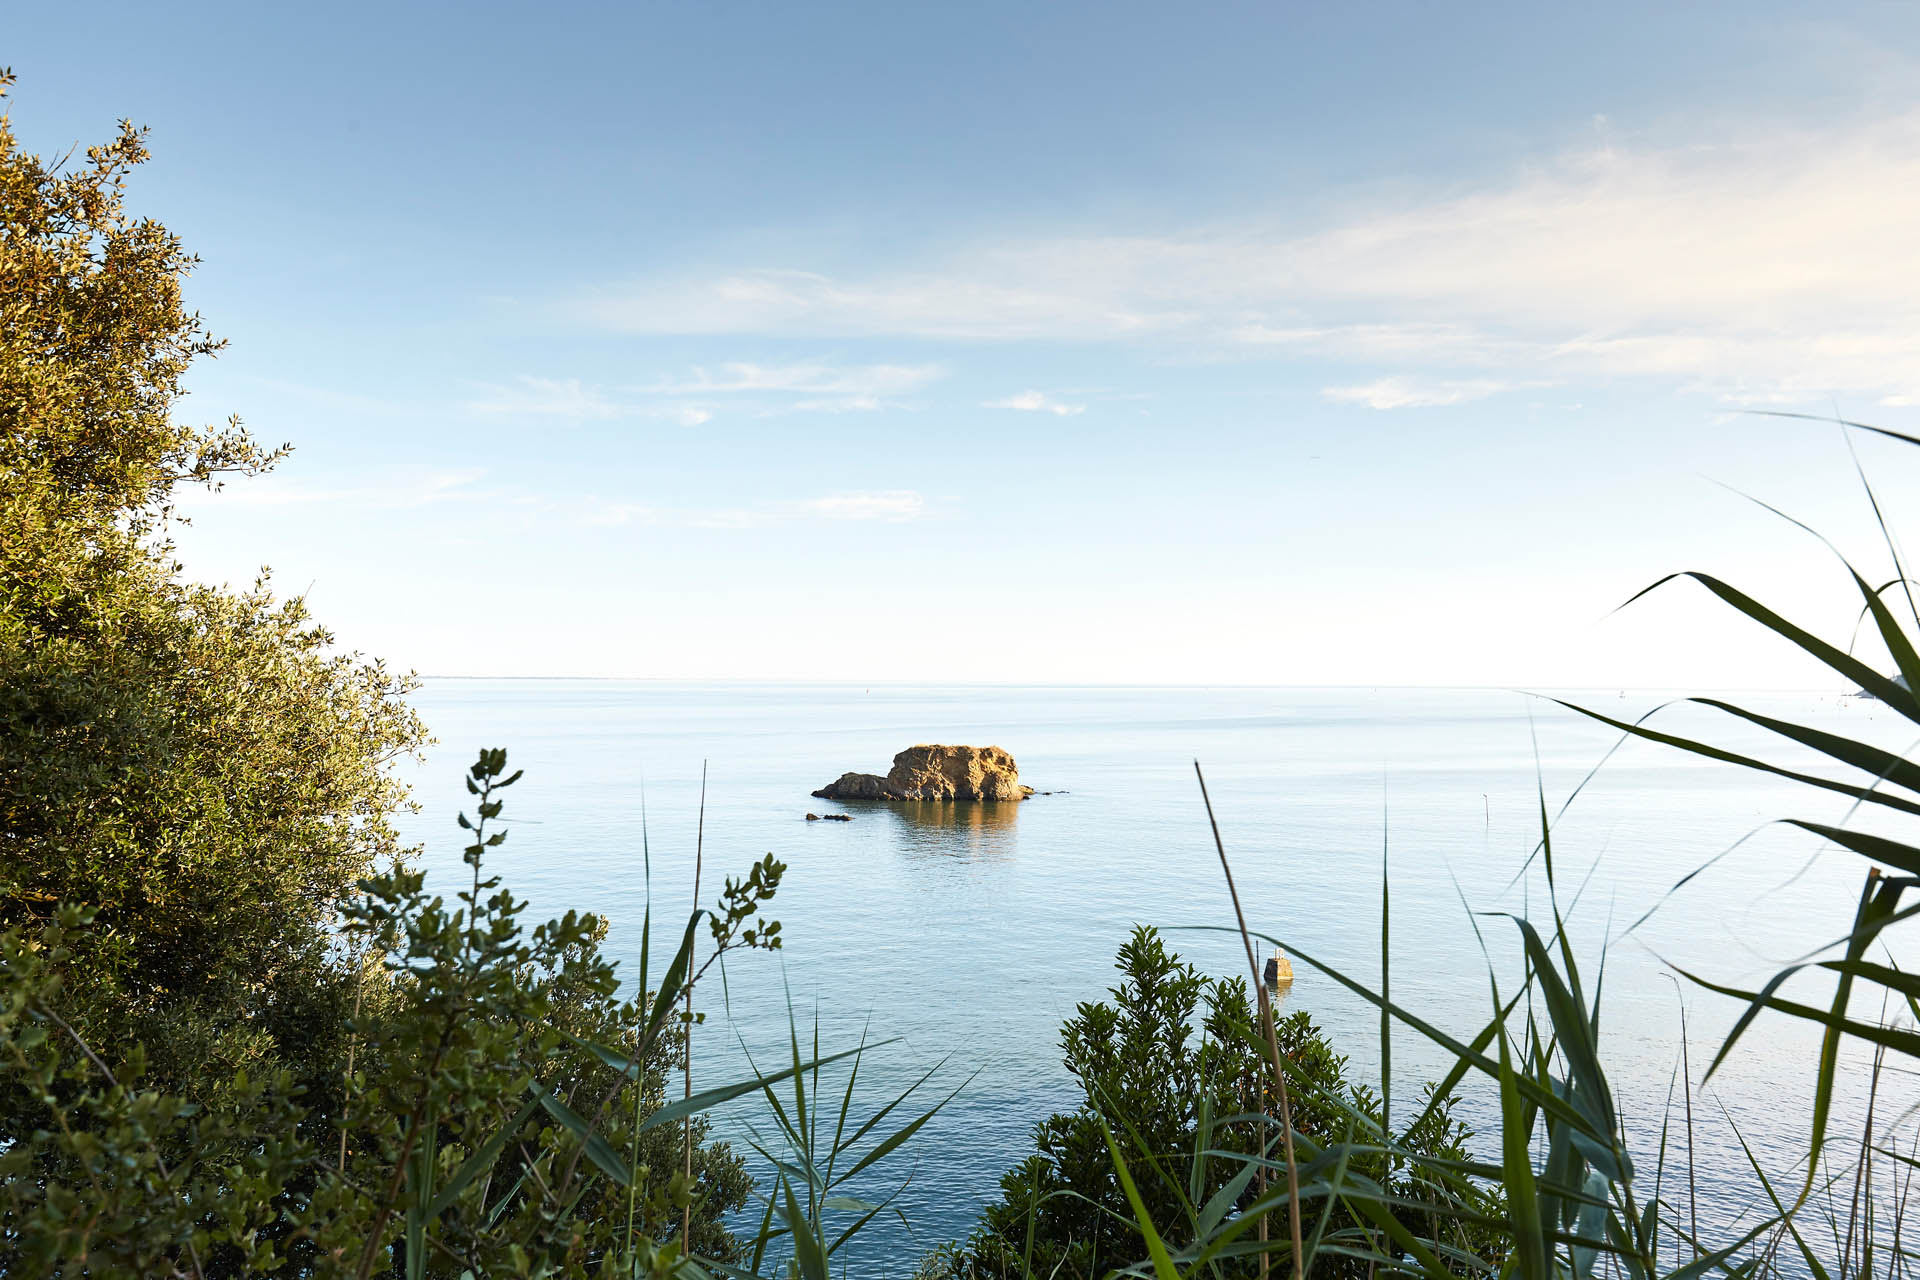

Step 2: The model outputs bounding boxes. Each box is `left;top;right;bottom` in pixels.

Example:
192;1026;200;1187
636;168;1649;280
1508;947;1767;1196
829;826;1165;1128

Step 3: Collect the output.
466;377;622;420
180;467;490;510
581;489;929;529
984;390;1086;416
789;396;882;413
582;268;1168;342
1321;378;1517;410
467;363;940;425
573;112;1920;400
791;490;927;521
1234;322;1527;365
640;361;943;398
580;501;758;530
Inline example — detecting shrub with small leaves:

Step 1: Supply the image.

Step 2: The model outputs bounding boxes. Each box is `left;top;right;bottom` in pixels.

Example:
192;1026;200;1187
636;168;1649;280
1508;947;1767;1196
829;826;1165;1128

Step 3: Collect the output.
2;750;789;1278
949;927;1496;1280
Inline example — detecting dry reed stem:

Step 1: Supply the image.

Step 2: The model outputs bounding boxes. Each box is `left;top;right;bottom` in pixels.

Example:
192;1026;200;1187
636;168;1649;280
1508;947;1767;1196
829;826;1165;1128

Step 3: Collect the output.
1196;761;1305;1280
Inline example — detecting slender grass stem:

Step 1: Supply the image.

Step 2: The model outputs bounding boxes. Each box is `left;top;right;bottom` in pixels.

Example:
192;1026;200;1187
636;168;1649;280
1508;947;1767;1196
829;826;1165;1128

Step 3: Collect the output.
1196;760;1305;1280
684;760;707;1250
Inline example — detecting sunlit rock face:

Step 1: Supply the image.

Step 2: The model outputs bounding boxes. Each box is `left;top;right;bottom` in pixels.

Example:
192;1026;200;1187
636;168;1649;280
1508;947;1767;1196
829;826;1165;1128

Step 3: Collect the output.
885;744;1033;801
811;745;1034;801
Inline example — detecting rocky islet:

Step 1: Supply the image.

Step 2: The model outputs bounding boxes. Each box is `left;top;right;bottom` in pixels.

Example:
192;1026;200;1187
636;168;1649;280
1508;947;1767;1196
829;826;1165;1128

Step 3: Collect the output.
812;744;1034;802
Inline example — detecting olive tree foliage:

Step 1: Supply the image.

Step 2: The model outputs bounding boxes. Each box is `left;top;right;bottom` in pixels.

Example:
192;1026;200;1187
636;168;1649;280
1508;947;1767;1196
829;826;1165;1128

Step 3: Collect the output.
0;66;424;1109
1;750;776;1277
0;73;845;1277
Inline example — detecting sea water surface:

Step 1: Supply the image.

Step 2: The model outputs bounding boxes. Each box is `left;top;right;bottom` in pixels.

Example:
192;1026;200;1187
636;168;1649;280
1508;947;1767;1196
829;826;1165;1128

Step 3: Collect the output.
393;683;1918;1272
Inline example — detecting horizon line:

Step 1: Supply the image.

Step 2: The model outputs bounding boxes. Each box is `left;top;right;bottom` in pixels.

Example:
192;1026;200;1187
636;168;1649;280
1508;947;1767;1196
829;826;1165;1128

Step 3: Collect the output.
410;675;1856;695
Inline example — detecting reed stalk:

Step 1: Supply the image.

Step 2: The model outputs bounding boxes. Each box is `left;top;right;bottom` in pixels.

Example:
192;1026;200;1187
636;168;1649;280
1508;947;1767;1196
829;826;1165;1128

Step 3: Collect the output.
1196;761;1305;1280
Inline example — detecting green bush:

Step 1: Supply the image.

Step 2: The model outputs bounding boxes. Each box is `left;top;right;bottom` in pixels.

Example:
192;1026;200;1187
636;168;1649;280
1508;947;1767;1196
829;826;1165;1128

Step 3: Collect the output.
1;750;778;1277
0;63;422;1149
945;927;1498;1280
0;71;774;1277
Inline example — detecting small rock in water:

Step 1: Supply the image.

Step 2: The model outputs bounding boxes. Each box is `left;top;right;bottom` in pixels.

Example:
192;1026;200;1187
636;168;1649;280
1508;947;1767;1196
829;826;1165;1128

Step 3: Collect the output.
805;812;820;821
823;813;852;821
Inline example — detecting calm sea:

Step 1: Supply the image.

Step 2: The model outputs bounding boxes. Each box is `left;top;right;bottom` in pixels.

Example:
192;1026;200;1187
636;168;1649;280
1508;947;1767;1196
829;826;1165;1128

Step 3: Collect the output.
393;682;1918;1272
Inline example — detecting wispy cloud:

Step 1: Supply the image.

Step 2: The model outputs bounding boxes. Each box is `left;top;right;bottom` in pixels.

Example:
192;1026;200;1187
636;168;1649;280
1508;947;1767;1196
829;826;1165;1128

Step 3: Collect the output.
1320;378;1517;409
640;361;943;398
984;390;1086;416
466;377;624;420
467;362;942;424
180;467;491;510
580;268;1168;342
791;490;927;520
582;489;930;529
572;112;1920;400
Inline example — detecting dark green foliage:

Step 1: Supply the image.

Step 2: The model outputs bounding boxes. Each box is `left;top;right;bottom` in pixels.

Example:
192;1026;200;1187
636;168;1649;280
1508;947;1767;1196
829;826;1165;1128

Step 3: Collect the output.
1;749;776;1277
301;752;765;1276
0;75;773;1277
0;905;315;1275
950;928;1493;1279
0;65;423;1136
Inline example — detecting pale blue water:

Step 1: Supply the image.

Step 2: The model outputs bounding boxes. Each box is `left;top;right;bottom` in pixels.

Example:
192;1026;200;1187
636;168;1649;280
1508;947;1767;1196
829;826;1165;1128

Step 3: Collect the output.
394;683;1918;1273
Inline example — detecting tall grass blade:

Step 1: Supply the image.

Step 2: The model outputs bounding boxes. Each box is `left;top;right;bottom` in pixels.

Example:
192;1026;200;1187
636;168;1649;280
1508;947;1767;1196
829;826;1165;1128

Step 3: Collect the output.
782;1175;831;1280
532;1083;633;1187
645;1042;882;1136
1381;805;1392;1134
1551;700;1920;820
428;1094;543;1217
1102;1117;1183;1280
1195;761;1306;1280
1614;572;1917;716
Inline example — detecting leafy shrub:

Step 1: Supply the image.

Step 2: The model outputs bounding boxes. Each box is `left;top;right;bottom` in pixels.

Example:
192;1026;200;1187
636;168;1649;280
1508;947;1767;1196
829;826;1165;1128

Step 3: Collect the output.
945;927;1497;1279
0;63;423;1152
1;749;782;1277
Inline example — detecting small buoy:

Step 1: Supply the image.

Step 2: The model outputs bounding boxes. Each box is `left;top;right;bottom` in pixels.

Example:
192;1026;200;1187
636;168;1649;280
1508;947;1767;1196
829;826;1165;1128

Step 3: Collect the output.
1263;949;1294;989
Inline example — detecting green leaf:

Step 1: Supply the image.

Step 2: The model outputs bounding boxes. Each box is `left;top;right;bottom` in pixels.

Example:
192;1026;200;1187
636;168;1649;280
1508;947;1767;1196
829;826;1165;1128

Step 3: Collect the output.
837;1077;965;1184
1553;699;1920;819
1783;821;1920;877
1617;571;1918;720
1497;1025;1549;1280
428;1094;542;1217
638;1041;885;1137
1101;1118;1181;1280
531;1083;631;1187
782;1175;831;1280
644;911;704;1044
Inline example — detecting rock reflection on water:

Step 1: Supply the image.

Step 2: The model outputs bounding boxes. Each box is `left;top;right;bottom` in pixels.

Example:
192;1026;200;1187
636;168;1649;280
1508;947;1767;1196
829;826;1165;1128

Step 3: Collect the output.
883;799;1021;861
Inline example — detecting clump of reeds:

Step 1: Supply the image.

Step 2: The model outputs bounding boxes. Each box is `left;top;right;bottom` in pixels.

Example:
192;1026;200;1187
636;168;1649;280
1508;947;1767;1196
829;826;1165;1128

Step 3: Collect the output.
1084;415;1920;1280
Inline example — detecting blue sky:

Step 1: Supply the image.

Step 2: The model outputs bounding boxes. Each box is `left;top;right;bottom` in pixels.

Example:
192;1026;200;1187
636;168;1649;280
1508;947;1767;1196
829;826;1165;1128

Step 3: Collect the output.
12;2;1920;685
